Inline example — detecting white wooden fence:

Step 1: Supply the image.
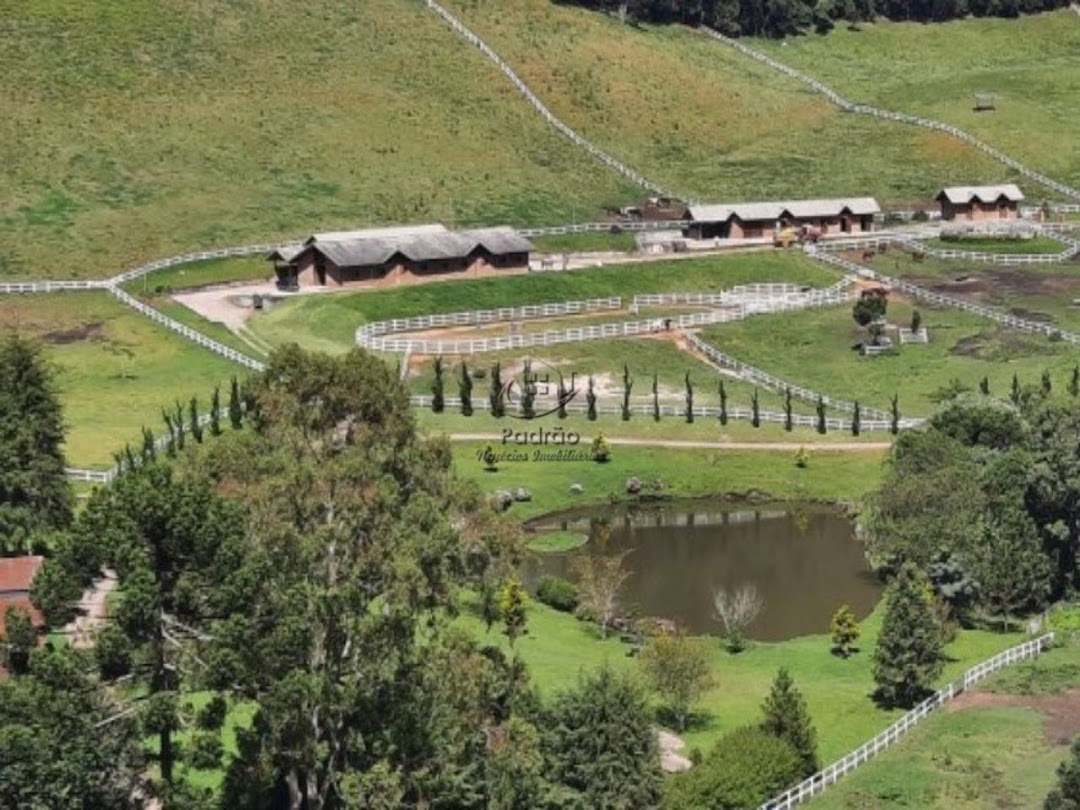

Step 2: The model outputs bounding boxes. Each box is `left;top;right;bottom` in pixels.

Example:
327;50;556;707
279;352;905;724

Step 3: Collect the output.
761;633;1055;809
108;243;283;286
700;27;1080;202
423;0;667;196
520;221;691;237
0;280;112;293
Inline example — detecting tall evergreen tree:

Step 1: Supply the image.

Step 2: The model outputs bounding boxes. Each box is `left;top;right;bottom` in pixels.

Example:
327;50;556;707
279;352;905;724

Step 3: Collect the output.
459;361;473;416
1070;365;1080;398
521;360;536;419
784;388;793;432
587;375;598;421
751;388;760;428
174;401;186;450
621;364;633;421
816;395;827;435
719;378;728;426
557;373;568;419
490;361;506;418
980;376;991;396
432;356;445;413
652;373;661;422
209;385;222;436
873;563;943;708
1046;737;1080;809
1011;372;1022;405
141;426;157;464
851;400;861;436
229;376;243;429
0;334;73;552
189;396;203;444
685;372;695;424
1042;369;1053;396
890;393;900;435
760;667;819;778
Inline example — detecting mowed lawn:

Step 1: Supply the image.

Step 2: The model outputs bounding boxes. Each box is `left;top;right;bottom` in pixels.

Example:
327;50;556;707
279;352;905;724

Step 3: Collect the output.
444;0;1012;203
0;0;635;282
700;299;1076;417
754;11;1080;191
0;292;243;468
245;252;842;353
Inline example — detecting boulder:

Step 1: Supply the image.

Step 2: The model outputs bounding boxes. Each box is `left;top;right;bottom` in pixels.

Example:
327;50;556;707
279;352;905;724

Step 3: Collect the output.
492;490;514;512
512;487;532;502
625;476;643;495
569;483;584;495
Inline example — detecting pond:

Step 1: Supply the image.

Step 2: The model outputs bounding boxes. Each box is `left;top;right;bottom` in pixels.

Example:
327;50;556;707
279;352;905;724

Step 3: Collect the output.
523;500;881;641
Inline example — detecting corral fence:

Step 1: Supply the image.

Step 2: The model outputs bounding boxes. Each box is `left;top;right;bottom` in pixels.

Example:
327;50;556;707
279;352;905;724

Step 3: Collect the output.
108;243;285;286
761;633;1055;809
0;280;113;293
816;230;1080;264
423;0;667;196
519;221;691;238
699;27;1080;202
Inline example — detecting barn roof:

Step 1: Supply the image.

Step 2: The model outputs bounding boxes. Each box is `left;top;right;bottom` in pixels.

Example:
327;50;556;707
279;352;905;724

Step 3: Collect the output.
460;227;534;254
266;244;305;263
290;225;532;268
0;555;43;597
305;224;449;245
937;184;1025;204
687;197;881;223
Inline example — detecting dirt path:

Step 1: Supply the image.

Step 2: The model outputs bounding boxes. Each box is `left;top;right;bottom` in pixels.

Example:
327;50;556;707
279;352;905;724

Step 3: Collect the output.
63;568;118;648
657;729;693;773
946;688;1080;746
447;433;891;451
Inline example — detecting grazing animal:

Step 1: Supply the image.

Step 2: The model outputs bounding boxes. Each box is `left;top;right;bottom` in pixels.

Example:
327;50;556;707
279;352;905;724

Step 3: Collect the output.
861;249;876;262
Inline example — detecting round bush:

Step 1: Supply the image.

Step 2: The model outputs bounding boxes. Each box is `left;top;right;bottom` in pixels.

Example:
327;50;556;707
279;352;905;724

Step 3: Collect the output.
95;624;132;680
197;694;228;731
187;732;224;770
536;576;579;613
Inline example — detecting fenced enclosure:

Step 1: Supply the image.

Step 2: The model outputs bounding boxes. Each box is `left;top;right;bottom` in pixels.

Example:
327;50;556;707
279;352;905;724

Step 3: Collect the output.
761;633;1055;809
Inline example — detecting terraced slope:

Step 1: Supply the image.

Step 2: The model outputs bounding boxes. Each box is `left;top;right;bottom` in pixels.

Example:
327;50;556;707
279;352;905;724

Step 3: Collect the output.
0;0;637;281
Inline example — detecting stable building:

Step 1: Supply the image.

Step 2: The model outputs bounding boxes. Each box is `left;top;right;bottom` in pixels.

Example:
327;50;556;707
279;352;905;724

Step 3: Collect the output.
684;198;881;240
269;224;533;289
936;185;1024;221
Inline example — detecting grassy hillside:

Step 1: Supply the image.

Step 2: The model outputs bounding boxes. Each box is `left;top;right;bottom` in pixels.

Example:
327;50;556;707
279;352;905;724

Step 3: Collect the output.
753;11;1080;192
0;0;636;281
444;0;1013;203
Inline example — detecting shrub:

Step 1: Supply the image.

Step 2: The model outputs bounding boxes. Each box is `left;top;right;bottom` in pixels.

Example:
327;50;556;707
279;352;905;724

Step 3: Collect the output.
197;694;228;731
536;576;579;613
187;732;224;770
95;624;132;680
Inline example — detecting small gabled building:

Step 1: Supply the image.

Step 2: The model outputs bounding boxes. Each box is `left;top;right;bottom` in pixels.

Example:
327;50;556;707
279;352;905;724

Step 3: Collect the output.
936;184;1024;221
685;197;881;240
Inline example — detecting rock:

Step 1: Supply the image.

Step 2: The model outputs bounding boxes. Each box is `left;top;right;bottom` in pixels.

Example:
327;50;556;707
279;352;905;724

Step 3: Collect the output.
492;490;514;511
512;487;532;502
569;483;584;495
625;476;643;495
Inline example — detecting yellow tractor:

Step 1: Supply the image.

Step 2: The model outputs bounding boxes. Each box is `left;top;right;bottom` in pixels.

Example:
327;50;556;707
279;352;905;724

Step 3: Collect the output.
773;227;798;248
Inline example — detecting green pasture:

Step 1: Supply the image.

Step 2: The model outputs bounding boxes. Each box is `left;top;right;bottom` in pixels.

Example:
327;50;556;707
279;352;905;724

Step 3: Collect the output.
530;231;639;253
754;10;1080;190
245;252;840;352
0;292;241;469
124;257;273;294
700;300;1076;417
445;0;1011;203
0;0;636;282
920;235;1070;255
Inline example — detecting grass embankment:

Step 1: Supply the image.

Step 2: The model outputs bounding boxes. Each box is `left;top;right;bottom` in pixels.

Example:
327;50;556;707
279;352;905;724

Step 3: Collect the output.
0;292;240;468
754;11;1080;190
526;530;589;553
700;300;1076;417
808;640;1080;808
531;231;640;253
445;0;1011;203
921;236;1070;255
0;0;636;282
246;251;840;352
123;257;272;294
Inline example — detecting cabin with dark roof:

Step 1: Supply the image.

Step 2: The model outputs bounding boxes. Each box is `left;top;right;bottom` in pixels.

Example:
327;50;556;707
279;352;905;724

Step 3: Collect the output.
936;185;1024;221
685;198;881;240
270;224;533;289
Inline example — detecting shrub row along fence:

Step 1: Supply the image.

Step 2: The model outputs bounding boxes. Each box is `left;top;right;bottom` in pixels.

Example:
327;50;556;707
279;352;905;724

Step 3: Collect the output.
423;0;667;196
407;395;899;432
761;633;1055;809
808;247;1080;346
700;26;1080;202
355;284;857;355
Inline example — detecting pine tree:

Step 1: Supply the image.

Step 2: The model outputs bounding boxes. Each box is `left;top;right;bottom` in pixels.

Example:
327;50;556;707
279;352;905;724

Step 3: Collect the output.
490;362;505;418
751;388;760;428
228;376;243;429
851;401;861;436
873;563;943;708
816;395;827;435
910;308;922;334
685;372;694;424
174;402;186;450
586;375;598;421
1069;365;1080;398
760;667;819;778
1011;373;1021;405
980;376;990;396
621;364;633;422
719;378;728;426
830;604;860;658
162;409;177;457
209;386;222;436
500;577;528;647
521;360;536;419
890;393;900;435
459;362;473;416
189;397;203;444
784;388;793;432
432;356;445;413
141;427;156;464
652;373;661;422
557;374;568;419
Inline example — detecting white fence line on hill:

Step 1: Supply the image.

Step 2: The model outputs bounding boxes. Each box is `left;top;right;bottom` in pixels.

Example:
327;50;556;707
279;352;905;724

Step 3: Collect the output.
519;221;691;237
108;243;282;286
700;26;1080;202
761;633;1055;809
0;280;113;293
423;0;667;196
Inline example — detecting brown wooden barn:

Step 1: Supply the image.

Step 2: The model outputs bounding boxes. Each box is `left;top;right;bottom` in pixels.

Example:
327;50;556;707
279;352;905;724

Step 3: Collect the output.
684;198;880;240
269;225;533;289
936;185;1024;221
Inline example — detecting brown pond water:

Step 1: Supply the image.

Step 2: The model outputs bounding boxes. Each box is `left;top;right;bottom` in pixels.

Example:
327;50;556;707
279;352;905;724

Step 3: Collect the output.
524;500;882;640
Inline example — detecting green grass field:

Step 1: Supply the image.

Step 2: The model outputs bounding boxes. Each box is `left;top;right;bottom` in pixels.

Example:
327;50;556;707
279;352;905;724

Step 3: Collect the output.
753;10;1080;192
124;257;273;294
245;252;840;352
530;231;639;253
0;292;242;468
700;299;1075;416
0;0;636;282
921;235;1070;255
445;0;1013;203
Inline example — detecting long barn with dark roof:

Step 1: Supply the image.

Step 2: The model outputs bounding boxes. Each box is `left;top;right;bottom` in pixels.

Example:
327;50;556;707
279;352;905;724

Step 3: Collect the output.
269;224;533;289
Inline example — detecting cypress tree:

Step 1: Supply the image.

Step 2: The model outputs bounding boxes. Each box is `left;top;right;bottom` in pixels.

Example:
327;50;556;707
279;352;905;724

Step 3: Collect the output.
621;364;633;422
816;395;827;435
751;388;760;428
889;394;900;435
979;376;990;396
587;376;598;421
0;334;73;550
873;562;943;708
174;401;186;450
123;443;138;474
521;360;536;419
760;667;819;778
162;409;177;457
1042;369;1053;396
459;362;473;416
141;427;156;463
652;373;660;422
1070;365;1080;398
1011;373;1021;406
228;376;243;429
851;401;861;437
209;385;222;436
719;378;728;426
189;397;203;444
490;362;505;418
432;356;445;413
557;374;568;419
685;372;694;424
784;388;793;432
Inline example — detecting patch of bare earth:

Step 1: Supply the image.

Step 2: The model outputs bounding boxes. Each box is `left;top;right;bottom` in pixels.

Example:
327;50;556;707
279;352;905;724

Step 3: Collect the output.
658;729;692;773
946;688;1080;746
44;322;106;344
